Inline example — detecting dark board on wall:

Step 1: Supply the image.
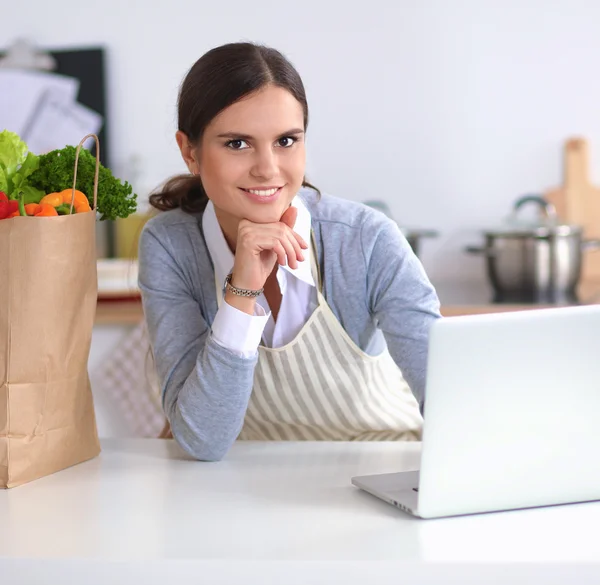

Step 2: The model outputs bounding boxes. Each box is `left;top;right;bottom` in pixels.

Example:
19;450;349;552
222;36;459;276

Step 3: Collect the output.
48;47;110;166
0;46;110;167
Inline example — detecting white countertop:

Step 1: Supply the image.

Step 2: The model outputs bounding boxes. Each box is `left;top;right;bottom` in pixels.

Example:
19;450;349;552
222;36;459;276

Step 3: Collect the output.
1;439;600;584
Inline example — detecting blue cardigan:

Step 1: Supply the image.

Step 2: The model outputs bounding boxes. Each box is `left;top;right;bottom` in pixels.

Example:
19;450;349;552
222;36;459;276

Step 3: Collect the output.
138;188;442;460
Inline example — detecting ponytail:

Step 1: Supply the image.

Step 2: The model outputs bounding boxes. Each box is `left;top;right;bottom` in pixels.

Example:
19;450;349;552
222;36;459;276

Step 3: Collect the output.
148;174;209;213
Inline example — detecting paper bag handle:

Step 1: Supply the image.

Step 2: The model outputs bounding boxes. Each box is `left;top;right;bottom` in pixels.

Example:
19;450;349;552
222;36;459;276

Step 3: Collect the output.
69;133;100;214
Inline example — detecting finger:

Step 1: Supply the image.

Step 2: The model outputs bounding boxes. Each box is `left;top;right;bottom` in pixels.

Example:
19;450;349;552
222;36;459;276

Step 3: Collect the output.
280;205;297;229
278;225;303;267
286;230;305;264
271;239;288;267
280;208;309;250
280;234;299;269
293;230;309;250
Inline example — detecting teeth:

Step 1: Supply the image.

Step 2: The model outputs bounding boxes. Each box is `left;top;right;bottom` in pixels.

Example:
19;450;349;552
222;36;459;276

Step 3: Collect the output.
247;188;278;196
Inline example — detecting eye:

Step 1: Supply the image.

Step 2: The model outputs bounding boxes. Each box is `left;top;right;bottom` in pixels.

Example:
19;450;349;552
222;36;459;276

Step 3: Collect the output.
225;139;249;150
277;136;297;148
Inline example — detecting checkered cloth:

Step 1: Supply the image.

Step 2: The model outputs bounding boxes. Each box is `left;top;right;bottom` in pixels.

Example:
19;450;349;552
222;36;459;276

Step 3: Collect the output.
91;321;167;437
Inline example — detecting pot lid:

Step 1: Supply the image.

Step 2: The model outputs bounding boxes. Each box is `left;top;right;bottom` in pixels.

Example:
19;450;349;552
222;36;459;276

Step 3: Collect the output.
483;222;582;238
482;194;583;238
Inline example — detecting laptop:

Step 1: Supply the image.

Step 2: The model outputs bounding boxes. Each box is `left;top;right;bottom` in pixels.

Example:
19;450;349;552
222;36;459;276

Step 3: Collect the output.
351;304;600;519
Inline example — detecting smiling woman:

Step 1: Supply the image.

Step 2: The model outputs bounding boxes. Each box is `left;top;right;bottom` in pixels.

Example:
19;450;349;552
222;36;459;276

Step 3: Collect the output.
138;42;442;461
148;43;319;218
185;85;307;233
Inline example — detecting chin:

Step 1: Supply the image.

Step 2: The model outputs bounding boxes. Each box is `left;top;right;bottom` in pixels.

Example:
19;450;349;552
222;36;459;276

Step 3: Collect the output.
248;208;286;224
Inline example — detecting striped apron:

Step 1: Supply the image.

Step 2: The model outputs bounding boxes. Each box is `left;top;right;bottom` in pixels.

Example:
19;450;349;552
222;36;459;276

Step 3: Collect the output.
215;232;423;441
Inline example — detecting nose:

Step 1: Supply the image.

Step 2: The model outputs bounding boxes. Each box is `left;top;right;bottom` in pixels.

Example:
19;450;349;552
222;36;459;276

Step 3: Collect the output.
250;146;278;180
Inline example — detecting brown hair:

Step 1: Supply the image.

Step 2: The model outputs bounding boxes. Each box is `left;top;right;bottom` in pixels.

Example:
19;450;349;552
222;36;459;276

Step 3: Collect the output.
149;42;320;213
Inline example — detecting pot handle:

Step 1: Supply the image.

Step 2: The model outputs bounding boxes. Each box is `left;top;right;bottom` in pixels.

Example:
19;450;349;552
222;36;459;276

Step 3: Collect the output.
465;245;497;257
582;239;600;252
512;194;558;222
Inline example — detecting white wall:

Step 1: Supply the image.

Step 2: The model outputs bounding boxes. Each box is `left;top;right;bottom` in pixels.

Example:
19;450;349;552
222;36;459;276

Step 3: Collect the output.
5;0;600;284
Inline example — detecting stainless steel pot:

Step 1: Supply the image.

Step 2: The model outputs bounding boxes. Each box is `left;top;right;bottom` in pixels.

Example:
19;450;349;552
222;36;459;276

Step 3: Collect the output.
466;195;600;304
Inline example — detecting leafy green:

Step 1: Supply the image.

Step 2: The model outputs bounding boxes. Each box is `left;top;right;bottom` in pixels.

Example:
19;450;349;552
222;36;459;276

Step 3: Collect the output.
12;152;44;202
0;130;40;199
0;166;7;193
28;146;137;220
0;130;28;174
20;184;45;204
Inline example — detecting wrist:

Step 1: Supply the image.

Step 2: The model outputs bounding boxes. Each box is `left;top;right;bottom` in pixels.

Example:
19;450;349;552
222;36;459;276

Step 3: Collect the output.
225;272;264;297
224;289;257;316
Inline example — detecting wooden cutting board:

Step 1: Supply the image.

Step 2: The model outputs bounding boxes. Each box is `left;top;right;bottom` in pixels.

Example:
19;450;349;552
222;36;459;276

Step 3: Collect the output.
545;138;600;282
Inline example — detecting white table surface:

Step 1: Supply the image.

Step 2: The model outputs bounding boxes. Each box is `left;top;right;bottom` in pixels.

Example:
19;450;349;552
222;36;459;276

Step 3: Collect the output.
1;438;600;584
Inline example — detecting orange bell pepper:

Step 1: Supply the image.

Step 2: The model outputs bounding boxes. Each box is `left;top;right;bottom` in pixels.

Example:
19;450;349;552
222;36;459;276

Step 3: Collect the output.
75;201;92;213
39;190;90;214
59;189;89;207
39;192;63;207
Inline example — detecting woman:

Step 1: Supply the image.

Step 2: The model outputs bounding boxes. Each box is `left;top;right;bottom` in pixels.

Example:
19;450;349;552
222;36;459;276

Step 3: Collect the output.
138;42;442;461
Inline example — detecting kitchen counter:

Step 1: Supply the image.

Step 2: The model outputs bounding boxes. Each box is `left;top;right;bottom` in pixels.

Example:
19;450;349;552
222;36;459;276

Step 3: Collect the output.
95;280;600;324
95;297;144;324
1;439;599;584
434;279;600;316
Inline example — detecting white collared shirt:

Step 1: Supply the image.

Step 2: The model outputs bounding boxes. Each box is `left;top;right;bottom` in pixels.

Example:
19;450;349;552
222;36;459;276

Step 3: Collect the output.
203;196;318;358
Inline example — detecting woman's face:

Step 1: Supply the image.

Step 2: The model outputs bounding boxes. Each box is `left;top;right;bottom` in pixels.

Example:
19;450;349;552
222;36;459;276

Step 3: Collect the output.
180;85;306;235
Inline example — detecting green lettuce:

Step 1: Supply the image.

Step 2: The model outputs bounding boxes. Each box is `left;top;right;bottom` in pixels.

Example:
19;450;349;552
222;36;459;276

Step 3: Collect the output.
0;166;7;193
0;130;43;201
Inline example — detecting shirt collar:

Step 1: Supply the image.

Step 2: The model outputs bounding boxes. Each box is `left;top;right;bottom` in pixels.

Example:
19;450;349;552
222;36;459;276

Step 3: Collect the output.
202;194;316;291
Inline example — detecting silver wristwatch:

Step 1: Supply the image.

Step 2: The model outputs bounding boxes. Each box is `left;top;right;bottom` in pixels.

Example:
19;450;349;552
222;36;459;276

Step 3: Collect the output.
224;273;264;298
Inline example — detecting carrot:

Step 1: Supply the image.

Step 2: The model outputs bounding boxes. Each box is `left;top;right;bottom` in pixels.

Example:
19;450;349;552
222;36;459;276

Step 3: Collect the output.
34;204;59;217
24;203;42;216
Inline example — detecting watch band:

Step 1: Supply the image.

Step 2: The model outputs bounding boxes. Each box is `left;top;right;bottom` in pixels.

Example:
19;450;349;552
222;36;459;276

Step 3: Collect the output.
224;273;264;298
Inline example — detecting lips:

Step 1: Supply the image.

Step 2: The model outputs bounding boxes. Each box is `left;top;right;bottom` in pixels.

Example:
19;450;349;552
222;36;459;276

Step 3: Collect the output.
241;187;282;197
239;186;284;204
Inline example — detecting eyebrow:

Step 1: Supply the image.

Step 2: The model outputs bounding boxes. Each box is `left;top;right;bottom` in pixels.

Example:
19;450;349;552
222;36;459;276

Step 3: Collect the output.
216;128;305;140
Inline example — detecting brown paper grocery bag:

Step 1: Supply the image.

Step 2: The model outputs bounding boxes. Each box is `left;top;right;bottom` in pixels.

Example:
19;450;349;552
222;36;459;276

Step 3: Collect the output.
0;134;102;488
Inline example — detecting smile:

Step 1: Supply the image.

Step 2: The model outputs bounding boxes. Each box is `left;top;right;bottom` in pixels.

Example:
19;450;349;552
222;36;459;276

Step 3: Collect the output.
241;187;281;197
240;186;284;203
